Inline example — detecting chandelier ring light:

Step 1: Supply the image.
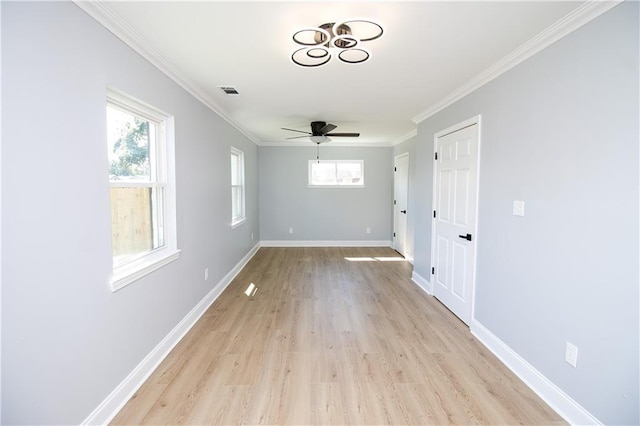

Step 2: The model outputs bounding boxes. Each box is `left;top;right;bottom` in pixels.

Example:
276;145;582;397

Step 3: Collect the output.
291;19;383;67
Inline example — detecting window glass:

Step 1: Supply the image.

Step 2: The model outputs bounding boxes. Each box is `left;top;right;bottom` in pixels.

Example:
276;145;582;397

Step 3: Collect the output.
231;148;245;225
107;107;152;182
311;162;337;185
107;105;166;268
309;160;364;187
336;162;362;185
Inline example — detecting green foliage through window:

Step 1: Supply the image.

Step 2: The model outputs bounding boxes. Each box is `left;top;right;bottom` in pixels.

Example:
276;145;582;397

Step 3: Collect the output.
107;106;152;181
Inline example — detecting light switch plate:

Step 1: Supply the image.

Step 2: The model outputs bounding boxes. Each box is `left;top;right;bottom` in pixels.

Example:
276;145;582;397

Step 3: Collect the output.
565;342;578;368
513;200;525;217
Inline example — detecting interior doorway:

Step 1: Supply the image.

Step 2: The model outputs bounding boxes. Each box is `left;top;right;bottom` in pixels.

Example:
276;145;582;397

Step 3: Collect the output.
393;153;409;258
431;116;481;325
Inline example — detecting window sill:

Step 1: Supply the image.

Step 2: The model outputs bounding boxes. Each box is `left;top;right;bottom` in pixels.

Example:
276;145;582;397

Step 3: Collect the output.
110;249;182;292
307;185;365;189
231;218;247;229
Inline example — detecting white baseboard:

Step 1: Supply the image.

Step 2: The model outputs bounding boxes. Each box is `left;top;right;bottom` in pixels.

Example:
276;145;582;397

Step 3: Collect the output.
411;270;432;295
81;243;261;425
260;240;392;247
470;320;602;425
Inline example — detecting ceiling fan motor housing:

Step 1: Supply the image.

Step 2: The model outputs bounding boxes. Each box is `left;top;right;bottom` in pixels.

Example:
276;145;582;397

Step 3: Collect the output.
311;121;328;135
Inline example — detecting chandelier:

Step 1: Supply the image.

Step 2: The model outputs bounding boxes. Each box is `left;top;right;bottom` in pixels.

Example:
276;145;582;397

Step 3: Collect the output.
291;19;383;68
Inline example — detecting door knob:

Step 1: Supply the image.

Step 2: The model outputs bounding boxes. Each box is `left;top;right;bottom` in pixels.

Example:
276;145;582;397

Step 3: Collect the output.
458;233;472;241
400;210;407;214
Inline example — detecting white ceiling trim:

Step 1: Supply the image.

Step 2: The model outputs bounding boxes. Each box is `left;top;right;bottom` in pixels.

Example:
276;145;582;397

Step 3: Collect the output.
412;0;622;124
259;141;393;148
391;130;418;146
72;0;261;145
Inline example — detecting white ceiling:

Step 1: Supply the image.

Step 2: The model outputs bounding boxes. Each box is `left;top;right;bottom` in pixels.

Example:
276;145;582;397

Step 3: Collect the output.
83;1;591;146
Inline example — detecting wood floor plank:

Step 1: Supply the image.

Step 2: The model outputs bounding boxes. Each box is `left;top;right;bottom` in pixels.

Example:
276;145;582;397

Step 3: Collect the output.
110;247;565;425
110;383;167;425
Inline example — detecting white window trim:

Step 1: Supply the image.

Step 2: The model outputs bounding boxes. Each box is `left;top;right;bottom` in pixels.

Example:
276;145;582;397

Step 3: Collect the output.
231;218;247;229
107;88;180;292
308;159;365;188
231;147;246;228
306;185;366;189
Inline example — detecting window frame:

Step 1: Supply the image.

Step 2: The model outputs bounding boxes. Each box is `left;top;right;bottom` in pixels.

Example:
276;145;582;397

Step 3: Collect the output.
308;159;365;188
106;88;180;291
230;147;246;228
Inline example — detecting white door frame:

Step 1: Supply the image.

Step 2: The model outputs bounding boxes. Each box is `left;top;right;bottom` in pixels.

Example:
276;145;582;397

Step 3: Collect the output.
430;115;482;324
393;152;409;257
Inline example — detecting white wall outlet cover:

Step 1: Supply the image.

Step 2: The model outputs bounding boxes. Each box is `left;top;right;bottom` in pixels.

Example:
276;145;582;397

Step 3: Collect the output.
366;227;371;234
288;227;294;234
513;200;525;217
204;268;209;280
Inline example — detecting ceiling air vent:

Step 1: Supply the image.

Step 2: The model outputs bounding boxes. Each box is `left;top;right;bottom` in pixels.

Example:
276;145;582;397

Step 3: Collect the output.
218;86;240;96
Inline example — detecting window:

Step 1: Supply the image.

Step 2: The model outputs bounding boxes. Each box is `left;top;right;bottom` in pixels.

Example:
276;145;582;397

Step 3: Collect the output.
231;147;246;227
308;160;364;187
106;88;179;291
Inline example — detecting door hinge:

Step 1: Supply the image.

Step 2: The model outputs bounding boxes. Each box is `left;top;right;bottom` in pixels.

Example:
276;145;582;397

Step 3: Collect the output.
393;232;396;237
394;200;397;205
435;152;438;160
394;167;397;172
431;267;435;275
433;210;436;218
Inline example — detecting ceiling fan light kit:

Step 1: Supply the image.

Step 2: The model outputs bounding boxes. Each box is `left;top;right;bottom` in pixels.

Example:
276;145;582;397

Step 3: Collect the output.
309;135;329;144
291;19;383;68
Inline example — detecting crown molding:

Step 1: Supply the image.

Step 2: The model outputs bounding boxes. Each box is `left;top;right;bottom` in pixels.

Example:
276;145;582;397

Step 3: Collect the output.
412;0;622;124
391;129;417;146
257;141;393;148
72;0;261;145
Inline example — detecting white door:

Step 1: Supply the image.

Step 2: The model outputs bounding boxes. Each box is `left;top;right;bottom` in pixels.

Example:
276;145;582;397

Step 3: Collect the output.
432;121;479;325
394;153;409;257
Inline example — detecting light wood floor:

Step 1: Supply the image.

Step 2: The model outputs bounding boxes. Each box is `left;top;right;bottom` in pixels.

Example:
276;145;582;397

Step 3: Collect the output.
112;247;564;425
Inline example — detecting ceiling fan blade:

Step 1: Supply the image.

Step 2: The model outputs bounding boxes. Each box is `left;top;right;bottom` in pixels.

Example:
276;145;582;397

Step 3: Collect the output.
318;123;337;134
325;132;360;137
281;127;311;135
286;135;312;140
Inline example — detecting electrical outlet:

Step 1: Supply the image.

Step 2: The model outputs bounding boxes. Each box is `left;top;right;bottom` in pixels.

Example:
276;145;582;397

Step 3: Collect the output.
204;268;209;281
366;227;371;234
251;232;254;240
565;342;578;368
513;200;525;217
289;227;294;234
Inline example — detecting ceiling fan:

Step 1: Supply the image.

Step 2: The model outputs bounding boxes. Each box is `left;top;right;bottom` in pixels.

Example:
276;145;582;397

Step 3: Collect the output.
282;121;360;143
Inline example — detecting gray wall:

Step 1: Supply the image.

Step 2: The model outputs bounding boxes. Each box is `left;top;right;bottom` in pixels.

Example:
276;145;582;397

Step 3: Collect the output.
2;2;259;424
413;3;638;424
393;136;417;261
259;146;392;242
3;1;638;425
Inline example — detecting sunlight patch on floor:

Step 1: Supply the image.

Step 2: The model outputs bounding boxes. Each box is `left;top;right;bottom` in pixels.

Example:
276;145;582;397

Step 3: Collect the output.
344;256;406;262
244;282;258;297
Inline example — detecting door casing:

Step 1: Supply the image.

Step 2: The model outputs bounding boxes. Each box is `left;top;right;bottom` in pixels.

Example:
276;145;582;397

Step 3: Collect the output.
430;115;481;325
393;152;409;257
